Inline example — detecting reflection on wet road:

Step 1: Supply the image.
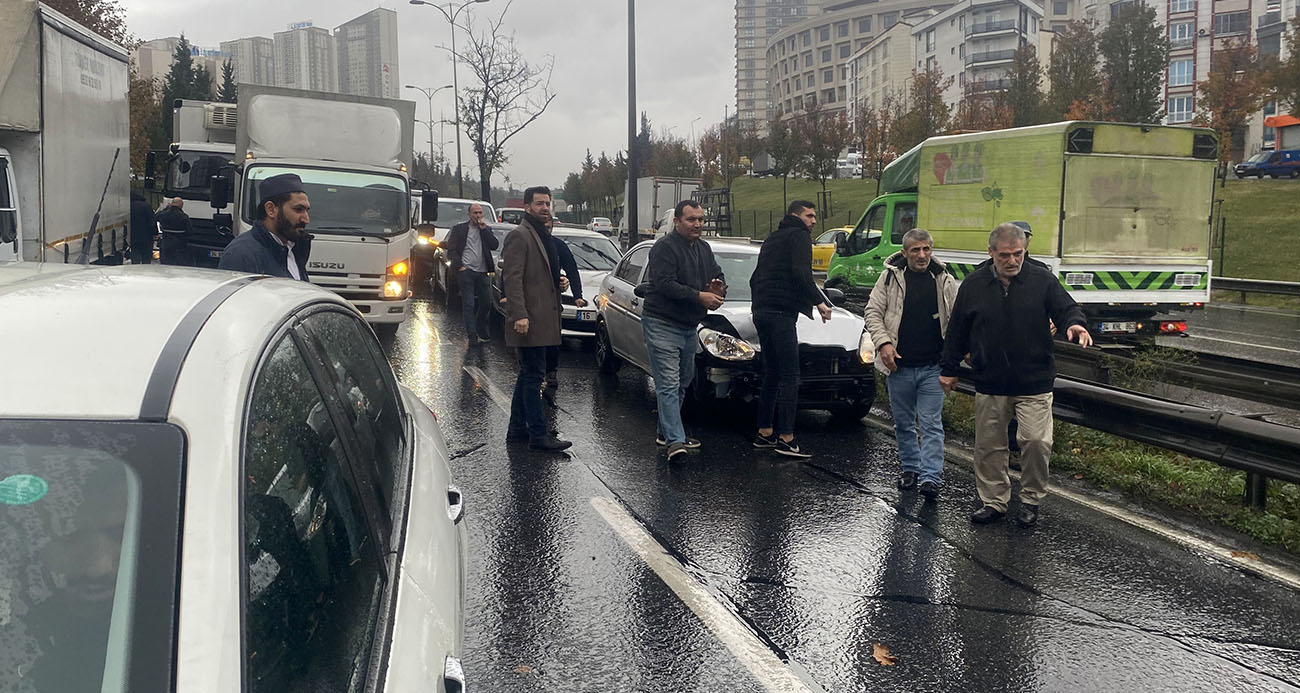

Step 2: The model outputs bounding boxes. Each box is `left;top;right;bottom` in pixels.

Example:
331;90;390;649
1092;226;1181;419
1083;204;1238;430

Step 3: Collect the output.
389;299;1300;692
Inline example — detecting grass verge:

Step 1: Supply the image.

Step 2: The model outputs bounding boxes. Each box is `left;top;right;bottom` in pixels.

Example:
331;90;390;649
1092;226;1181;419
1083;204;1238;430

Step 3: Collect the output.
1214;179;1300;282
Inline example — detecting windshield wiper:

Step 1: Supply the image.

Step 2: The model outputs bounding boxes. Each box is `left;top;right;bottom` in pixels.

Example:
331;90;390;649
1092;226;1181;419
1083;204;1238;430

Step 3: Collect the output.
312;226;398;240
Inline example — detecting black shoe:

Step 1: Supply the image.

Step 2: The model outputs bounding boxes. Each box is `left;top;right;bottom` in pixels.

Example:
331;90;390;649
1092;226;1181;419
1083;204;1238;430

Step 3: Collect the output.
666;442;690;462
970;505;1005;524
919;480;940;500
752;432;778;449
506;428;529;441
898;471;918;490
657;436;701;449
775;438;812;459
528;435;572;451
1017;503;1040;526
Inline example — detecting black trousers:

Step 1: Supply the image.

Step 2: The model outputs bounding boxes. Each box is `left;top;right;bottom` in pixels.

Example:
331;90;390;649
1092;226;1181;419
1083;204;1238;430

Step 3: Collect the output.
160;233;193;266
753;310;800;435
130;235;153;264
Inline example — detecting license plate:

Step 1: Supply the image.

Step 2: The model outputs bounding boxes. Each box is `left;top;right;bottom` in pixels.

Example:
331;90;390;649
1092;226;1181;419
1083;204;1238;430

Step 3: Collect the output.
1100;321;1136;333
208;250;224;258
577;310;592;321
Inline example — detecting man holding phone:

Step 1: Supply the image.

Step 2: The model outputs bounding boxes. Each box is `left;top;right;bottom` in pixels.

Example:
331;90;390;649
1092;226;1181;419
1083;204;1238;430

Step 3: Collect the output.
939;222;1091;527
641;200;725;462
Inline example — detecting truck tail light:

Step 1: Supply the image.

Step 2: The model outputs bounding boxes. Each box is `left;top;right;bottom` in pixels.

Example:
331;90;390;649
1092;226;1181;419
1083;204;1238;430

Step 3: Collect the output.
1159;321;1187;334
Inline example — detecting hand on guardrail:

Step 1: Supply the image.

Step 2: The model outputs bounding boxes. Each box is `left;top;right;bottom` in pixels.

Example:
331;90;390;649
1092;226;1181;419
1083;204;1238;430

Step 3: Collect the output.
1067;324;1093;349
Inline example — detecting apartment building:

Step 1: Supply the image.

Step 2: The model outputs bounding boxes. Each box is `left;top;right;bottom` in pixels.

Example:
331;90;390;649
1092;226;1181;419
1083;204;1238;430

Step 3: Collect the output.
219;36;275;87
336;8;400;99
846;18;922;119
909;0;1045;107
736;0;826;137
274;24;338;93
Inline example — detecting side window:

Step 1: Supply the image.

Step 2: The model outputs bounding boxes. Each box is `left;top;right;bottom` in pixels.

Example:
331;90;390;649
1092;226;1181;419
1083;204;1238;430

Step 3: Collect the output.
243;335;384;693
615;246;650;283
850;206;886;254
302;310;406;516
891;202;917;245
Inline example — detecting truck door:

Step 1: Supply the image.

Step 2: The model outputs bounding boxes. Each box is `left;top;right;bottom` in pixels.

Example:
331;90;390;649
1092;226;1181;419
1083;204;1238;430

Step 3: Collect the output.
844;204;887;286
0;157;18;263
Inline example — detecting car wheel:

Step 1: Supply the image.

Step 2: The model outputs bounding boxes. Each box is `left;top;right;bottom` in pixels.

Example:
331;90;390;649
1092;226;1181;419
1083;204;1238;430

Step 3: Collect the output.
1291;170;1300;179
1234;173;1245;179
595;322;621;374
1269;172;1281;179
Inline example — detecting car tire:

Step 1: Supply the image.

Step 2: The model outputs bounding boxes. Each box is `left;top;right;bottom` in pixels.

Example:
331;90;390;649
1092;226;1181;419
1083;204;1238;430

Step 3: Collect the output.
1291;170;1300;179
595;322;621;374
1269;172;1281;179
442;268;458;307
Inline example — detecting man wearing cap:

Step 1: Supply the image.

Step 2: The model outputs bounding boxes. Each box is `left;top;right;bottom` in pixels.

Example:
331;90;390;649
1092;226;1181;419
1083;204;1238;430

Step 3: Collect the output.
219;173;313;280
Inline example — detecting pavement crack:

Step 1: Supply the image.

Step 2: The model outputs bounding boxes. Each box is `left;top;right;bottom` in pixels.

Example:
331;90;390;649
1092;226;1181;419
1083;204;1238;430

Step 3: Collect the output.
448;442;487;460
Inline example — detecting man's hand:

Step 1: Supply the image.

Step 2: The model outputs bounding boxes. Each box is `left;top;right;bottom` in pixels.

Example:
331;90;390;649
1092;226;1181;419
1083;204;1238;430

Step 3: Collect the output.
559;275;570;292
514;318;529;335
574;298;588;308
708;278;727;297
816;302;832;322
879;343;899;372
698;291;724;310
1067;324;1093;348
939;374;958;394
458;266;467;272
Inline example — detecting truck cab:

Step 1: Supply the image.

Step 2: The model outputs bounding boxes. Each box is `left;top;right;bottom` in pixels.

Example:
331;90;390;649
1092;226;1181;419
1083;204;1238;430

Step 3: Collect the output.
825;193;915;289
145;100;238;267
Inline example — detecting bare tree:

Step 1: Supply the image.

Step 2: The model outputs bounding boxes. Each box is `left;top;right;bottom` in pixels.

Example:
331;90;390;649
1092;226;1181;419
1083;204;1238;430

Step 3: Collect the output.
457;1;556;201
793;101;851;192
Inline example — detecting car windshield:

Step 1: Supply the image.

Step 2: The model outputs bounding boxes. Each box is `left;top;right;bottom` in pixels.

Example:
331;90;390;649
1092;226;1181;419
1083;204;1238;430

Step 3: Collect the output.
167;151;233;200
558;234;621;271
715;251;760;302
438;201;494;227
0;419;183;692
244;166;409;236
1246;152;1270;163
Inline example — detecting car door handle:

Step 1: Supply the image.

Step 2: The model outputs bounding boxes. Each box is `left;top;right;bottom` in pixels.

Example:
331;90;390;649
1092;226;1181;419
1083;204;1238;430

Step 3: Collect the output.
444;654;466;693
446;485;465;524
630;298;639;307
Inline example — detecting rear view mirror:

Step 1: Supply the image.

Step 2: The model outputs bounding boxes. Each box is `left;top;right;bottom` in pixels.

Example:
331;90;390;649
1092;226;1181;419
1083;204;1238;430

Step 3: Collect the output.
210;175;229;210
144;151;157;190
0;209;16;244
836;235;850;255
421;190;439;222
824;287;846;306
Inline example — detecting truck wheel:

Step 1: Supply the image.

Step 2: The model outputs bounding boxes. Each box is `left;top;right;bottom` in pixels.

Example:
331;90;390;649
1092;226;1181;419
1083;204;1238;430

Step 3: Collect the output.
373;322;399;341
595;322;621;374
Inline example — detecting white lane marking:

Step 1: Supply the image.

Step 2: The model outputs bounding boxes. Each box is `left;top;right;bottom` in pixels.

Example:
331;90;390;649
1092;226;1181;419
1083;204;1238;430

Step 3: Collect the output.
462;365;512;413
590;497;815;693
864;416;1300;591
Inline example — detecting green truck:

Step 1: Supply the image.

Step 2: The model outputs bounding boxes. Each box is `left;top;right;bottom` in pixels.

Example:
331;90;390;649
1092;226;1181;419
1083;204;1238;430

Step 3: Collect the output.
826;122;1219;338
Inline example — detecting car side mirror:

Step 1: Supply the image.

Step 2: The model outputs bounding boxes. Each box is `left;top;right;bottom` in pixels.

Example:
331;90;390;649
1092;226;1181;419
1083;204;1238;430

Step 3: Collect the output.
209;174;229;210
836;236;850;255
144;151;157;190
824;287;846;306
421;190;439;222
0;209;16;244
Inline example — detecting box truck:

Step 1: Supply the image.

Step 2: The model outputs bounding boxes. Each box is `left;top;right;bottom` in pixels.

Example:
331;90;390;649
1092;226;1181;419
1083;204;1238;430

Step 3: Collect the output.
826;122;1219;339
209;84;434;337
0;1;129;265
617;175;702;246
145;99;238;267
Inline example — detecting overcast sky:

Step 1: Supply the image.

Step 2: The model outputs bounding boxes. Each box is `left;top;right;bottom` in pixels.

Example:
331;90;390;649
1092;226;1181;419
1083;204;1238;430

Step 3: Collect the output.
119;0;734;190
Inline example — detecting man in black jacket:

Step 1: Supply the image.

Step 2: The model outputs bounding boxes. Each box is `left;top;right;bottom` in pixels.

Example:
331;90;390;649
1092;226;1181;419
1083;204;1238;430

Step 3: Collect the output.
218;173;312;280
155;198;193;266
128;190;155;264
641;200;725;462
939;223;1092;527
749;200;831;458
445;203;499;343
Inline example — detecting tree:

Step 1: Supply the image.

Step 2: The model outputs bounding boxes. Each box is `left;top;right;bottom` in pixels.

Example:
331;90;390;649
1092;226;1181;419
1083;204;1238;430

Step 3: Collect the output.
951;90;1012;131
1047;21;1102;119
1099;4;1169;123
1196;39;1268;163
698;121;743;189
217;59;237;104
1007;44;1046;126
457;1;556;202
128;65;164;176
892;67;953;151
793;101;851;192
160;35;217;142
1271;16;1300;116
44;0;129;44
765;117;801;205
193;65;214;101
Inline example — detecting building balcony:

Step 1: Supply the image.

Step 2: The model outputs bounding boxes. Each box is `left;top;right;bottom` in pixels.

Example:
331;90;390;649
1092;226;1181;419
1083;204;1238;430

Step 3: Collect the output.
965;77;1012;94
965;19;1021;37
1258;11;1281;29
965;48;1017;66
1169;37;1194;51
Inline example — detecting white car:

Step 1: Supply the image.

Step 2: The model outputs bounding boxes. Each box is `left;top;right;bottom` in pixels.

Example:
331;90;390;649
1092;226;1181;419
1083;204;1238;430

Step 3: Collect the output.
586;216;612;235
0;263;467;692
492;227;622;338
497;207;526;225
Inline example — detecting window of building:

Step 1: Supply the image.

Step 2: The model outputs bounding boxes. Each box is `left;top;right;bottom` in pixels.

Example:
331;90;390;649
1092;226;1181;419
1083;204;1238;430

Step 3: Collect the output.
801;30;812;46
1168;96;1193;123
838;86;846;101
822;47;833;62
1169;0;1194;13
840;43;852;59
959;43;965;58
1053;0;1068;15
1169;21;1194;49
823;88;836;103
804;51;813;66
837;21;850;37
794;76;802;90
824;68;834;83
1213;11;1248;35
859;17;872;33
883;12;898;29
926;29;935;51
819;25;831;41
1168;59;1193;87
883;41;889;59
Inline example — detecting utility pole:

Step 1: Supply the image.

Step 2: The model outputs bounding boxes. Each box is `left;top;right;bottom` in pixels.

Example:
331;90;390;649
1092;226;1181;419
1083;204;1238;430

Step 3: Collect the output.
626;0;637;249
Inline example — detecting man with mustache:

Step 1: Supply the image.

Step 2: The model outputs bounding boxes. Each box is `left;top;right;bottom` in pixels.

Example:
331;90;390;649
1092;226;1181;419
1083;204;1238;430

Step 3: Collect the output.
219;173;313;280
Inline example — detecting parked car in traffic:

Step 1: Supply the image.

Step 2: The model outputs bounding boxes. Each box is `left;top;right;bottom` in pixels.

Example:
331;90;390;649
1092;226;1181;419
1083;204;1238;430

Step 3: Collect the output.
812;226;850;273
492;227;622;338
0;263;467;692
593;239;877;417
587;216;613;235
1234;149;1300;178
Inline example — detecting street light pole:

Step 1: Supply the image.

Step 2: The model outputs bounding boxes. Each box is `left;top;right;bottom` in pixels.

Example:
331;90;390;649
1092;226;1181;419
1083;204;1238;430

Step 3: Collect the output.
404;83;453;179
626;0;637;248
410;0;489;198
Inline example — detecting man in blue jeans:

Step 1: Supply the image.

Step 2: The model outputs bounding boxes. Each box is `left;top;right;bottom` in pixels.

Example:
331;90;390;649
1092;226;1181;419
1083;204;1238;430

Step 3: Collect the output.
444;203;499;344
864;228;958;500
641;200;725;462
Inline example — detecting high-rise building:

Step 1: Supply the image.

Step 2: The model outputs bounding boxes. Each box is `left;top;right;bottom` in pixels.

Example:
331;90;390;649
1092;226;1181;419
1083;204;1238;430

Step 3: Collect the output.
220;36;276;87
274;23;338;93
736;0;825;137
335;8;400;99
132;37;226;88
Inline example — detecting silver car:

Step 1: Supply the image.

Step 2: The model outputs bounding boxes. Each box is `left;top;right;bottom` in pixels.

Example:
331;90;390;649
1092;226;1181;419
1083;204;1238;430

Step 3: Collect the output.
593;238;878;417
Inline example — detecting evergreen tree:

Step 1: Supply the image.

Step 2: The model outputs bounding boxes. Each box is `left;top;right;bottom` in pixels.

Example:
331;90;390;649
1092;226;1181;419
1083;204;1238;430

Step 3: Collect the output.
161;36;196;142
193;65;214;101
217;59;237;104
1007;44;1046;126
1099;4;1169;123
1047;21;1101;118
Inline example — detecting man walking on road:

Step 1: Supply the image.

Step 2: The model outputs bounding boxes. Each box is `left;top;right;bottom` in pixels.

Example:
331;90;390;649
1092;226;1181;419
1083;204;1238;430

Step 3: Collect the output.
502;186;571;452
218;173;312;280
641;200;725;462
445;203;499;344
749;200;831;458
865;229;958;499
940;223;1092;526
156;198;193;266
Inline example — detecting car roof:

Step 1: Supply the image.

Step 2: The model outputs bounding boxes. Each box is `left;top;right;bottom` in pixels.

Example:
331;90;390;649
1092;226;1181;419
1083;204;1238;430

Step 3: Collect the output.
553;227;610;240
0;264;347;419
629;236;761;255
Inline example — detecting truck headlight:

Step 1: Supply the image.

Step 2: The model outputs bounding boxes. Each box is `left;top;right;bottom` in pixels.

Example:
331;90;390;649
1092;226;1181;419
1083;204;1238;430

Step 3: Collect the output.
699;327;756;361
858;330;875;365
384;260;409;299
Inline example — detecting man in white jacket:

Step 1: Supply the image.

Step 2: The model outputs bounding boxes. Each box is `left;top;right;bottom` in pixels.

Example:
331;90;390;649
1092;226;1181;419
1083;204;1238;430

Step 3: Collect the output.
864;229;958;500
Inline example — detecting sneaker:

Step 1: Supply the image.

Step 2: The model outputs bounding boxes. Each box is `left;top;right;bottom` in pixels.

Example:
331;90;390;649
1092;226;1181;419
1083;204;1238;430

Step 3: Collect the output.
666;442;690;462
1017;503;1040;526
919;480;940;500
656;436;701;449
774;438;812;459
752;432;778;449
898;471;918;490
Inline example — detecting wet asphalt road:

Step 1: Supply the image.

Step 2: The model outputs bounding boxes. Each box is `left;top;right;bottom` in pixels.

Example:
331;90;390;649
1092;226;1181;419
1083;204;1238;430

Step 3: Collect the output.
387;298;1300;692
1160;303;1300;369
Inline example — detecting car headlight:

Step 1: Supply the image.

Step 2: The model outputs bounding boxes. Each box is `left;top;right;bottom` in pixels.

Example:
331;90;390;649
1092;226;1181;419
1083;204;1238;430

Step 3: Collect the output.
699;327;756;361
858;330;875;364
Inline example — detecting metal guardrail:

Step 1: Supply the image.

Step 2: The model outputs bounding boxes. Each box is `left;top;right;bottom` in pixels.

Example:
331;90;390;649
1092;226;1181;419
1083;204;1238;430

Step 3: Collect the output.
1214;276;1300;297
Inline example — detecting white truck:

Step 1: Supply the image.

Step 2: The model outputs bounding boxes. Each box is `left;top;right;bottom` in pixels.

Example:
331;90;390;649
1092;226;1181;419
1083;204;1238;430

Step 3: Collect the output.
145;99;238;267
616;175;702;247
0;1;129;265
209;84;433;337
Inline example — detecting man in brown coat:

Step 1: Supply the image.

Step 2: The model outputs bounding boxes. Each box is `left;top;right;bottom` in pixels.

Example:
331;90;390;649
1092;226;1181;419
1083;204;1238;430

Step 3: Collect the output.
502;186;572;451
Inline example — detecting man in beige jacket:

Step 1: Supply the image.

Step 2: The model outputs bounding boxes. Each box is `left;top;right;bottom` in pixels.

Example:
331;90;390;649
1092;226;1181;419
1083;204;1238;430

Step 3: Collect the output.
864;229;958;500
